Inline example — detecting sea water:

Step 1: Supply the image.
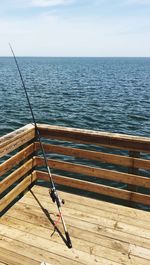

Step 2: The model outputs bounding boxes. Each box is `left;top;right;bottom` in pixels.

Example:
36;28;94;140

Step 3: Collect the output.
0;57;150;137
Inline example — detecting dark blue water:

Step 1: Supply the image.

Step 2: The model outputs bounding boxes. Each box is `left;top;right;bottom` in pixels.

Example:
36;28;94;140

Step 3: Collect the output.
0;57;150;137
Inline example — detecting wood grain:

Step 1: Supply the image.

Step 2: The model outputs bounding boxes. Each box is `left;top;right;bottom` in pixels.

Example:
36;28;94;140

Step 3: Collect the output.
0;124;35;158
1;185;150;265
0;172;37;212
0;143;35;177
37;123;150;152
35;142;150;170
35;157;150;188
36;170;150;206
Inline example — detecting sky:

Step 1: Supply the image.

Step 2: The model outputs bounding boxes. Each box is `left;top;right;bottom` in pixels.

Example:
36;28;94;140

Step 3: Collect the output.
0;0;150;57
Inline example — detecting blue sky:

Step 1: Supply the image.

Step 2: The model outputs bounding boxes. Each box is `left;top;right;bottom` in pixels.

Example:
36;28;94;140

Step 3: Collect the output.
0;0;150;56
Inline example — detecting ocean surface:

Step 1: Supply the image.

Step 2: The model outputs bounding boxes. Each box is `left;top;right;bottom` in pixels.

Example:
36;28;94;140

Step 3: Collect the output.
0;57;150;137
0;57;150;208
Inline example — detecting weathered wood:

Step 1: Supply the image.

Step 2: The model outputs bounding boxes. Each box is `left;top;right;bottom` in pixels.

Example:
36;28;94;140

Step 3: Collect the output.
0;143;35;177
0;123;150;212
1;124;150;265
1;215;129;263
0;124;34;147
0;172;37;212
36;171;150;206
32;185;150;222
19;193;150;234
1;185;150;265
2;212;150;265
7;187;150;249
0;159;35;194
37;123;150;152
24;190;150;230
0;224;119;265
35;157;150;188
0;124;35;158
5;206;150;251
35;142;150;170
0;247;39;265
127;151;140;193
0;236;82;265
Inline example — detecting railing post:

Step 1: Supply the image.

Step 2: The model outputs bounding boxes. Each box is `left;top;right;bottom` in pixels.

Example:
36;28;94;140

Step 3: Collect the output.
128;151;140;192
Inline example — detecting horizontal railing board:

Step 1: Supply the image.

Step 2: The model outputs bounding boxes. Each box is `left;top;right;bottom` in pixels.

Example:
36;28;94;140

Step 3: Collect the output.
35;142;150;171
0;143;35;178
0;172;37;212
38;124;150;152
0;124;34;148
35;157;150;189
0;124;35;158
36;171;150;206
0;159;35;194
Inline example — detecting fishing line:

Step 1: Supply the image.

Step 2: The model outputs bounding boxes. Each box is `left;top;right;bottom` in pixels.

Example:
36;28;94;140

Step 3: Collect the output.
9;43;72;248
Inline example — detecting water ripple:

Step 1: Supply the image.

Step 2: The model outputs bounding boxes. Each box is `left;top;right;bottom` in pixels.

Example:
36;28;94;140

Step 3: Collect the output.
0;57;150;138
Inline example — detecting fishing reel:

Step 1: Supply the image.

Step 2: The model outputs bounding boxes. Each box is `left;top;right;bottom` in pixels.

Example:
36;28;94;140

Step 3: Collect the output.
49;188;65;207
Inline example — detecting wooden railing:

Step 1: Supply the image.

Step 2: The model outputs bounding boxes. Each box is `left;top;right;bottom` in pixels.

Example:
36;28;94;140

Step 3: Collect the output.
0;124;36;214
1;123;150;214
35;124;150;207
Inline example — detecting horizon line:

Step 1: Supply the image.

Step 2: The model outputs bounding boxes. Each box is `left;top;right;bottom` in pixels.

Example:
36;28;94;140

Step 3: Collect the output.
0;55;150;58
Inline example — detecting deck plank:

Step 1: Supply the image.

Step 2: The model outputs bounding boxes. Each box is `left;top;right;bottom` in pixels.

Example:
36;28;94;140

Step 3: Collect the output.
0;235;83;265
12;199;150;241
32;185;150;222
5;198;150;249
1;216;150;265
0;247;39;265
0;224;121;265
23;189;150;230
0;185;150;265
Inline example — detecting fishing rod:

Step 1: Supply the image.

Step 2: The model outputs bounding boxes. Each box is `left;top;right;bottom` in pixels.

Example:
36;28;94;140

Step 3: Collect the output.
9;44;72;248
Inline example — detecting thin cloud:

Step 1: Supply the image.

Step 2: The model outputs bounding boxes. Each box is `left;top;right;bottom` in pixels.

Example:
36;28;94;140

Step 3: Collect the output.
3;0;74;9
30;0;73;7
125;0;150;5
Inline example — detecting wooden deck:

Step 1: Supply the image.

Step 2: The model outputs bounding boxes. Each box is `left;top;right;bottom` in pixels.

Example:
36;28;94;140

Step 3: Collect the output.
0;185;150;265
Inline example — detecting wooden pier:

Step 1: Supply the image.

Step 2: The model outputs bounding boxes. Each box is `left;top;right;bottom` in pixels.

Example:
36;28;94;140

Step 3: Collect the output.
0;124;150;264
